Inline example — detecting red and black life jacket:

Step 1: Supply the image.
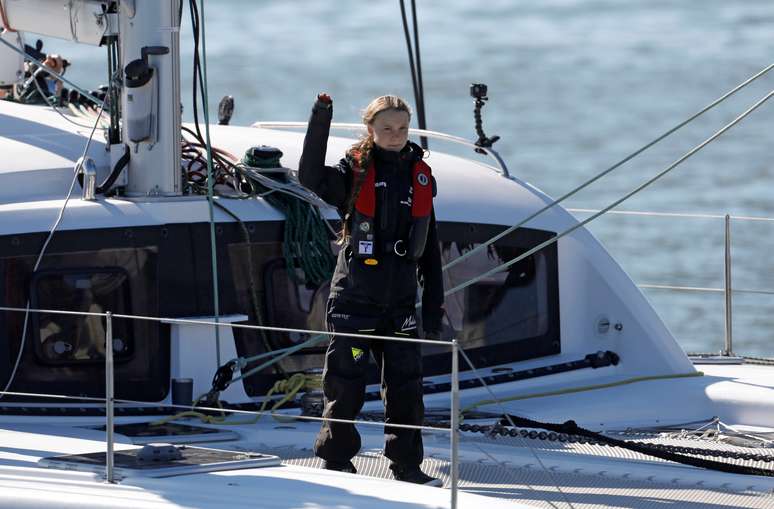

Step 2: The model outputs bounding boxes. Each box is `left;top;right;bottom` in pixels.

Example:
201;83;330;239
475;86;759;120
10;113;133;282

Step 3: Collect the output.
348;154;434;261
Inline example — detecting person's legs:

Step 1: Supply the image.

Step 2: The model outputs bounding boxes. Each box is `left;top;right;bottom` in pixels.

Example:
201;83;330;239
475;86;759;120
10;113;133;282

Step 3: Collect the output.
381;311;424;467
313;309;376;467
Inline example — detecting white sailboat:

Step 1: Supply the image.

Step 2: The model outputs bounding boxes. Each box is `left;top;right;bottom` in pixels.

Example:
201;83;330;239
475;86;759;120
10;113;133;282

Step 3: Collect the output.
1;1;774;508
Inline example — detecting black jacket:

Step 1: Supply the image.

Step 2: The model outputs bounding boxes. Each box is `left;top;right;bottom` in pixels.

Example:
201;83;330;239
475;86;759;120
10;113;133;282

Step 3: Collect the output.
298;102;444;332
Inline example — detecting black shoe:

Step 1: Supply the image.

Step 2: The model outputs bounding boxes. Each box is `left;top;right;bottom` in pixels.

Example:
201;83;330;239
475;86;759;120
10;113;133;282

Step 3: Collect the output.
323;460;357;474
390;463;442;487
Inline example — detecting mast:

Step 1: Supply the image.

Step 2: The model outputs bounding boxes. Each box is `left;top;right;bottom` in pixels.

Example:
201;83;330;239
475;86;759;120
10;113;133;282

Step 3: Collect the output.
2;0;182;197
119;0;181;196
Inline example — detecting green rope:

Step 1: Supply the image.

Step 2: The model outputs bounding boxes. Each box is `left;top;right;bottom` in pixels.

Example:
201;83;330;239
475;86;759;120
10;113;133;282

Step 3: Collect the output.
241;152;336;287
199;0;221;365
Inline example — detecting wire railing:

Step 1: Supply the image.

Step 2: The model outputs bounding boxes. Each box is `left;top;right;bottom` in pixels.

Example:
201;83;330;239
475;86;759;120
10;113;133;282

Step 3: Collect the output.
0;305;463;508
569;208;774;356
251;121;511;177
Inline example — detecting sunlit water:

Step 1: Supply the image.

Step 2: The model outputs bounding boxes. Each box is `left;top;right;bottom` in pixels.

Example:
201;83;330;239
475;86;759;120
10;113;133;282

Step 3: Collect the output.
37;0;774;355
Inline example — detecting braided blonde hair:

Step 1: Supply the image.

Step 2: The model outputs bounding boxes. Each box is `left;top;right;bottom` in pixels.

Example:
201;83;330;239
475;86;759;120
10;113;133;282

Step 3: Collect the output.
340;95;412;242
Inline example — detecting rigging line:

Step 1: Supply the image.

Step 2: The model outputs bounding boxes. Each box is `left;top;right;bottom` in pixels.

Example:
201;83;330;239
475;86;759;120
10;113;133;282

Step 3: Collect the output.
229;334;327;385
0;34;104;108
0;99;107;401
470;443;568;509
443;62;774;273
456;348;577;509
31;72;108;130
410;0;428;149
398;0;427;149
188;0;204;142
212;199;284;375
197;0;222;367
444;88;774;299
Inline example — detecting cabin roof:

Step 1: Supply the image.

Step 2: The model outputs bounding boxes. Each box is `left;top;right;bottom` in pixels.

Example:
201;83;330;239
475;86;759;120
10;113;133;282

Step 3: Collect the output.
0;101;572;236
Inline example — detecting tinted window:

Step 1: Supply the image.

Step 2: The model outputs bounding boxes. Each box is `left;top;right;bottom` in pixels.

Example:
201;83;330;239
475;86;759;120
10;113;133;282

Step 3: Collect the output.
0;246;164;401
228;242;330;396
31;269;134;364
423;223;560;373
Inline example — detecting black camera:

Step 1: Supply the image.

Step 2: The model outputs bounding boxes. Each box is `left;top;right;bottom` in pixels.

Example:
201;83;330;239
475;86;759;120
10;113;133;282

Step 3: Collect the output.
469;83;488;99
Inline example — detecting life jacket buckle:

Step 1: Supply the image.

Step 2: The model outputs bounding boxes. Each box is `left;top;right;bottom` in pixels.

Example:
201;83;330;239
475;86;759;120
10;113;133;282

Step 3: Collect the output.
393;239;407;257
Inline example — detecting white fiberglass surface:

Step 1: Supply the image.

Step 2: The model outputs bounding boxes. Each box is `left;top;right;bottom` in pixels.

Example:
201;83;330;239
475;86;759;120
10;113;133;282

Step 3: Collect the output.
0;422;529;509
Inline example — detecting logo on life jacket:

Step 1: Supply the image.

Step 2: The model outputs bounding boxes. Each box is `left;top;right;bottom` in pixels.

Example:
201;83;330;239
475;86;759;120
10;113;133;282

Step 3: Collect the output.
349;151;433;260
351;347;365;362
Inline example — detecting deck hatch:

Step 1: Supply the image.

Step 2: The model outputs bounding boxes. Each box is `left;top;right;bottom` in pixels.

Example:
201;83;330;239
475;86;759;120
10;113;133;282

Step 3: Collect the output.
88;421;240;444
39;444;281;478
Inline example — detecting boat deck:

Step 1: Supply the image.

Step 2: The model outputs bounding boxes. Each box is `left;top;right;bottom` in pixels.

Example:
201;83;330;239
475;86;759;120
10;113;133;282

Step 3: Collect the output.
273;431;774;509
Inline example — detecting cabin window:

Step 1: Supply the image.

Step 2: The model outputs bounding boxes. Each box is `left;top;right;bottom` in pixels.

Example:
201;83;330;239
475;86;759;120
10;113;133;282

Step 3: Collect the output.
227;242;330;396
263;258;330;348
30;269;134;364
423;223;560;373
441;244;549;348
0;244;164;402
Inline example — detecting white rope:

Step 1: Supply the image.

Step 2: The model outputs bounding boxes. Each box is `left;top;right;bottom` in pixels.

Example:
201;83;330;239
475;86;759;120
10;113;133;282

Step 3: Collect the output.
0;100;106;400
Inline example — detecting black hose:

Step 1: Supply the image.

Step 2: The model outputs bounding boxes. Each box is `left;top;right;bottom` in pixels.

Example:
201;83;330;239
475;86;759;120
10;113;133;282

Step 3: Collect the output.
95;145;130;194
75;145;130;195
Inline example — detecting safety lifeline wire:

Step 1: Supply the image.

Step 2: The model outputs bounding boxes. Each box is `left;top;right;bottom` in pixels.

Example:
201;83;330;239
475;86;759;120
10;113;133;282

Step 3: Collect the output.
443;62;774;273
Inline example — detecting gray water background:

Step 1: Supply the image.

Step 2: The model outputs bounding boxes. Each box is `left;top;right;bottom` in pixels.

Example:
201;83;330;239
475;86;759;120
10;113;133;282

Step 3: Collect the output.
42;0;774;356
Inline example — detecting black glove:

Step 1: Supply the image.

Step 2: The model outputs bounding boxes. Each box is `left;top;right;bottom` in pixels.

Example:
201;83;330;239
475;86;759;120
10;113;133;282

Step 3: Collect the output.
313;92;332;112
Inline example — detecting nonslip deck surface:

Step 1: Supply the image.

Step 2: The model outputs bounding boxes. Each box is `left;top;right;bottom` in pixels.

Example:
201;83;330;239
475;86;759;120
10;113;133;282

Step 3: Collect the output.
269;435;774;509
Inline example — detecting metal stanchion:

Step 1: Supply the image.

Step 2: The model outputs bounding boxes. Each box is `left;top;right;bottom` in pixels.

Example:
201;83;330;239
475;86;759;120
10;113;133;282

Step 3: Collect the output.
105;311;115;483
450;340;459;509
723;214;734;356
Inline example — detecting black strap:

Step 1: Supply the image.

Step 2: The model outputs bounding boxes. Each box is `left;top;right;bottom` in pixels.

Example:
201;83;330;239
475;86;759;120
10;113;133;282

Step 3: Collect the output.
501;413;774;477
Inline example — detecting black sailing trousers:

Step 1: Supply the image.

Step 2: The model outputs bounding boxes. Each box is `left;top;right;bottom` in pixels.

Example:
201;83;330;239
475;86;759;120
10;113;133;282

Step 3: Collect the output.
313;302;424;466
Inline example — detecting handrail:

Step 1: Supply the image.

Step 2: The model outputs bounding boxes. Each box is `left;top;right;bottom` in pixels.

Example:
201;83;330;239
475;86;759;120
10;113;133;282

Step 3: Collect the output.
568;208;774;223
638;284;774;296
251;121;510;177
0;388;452;432
0;305;462;504
0;305;444;346
570;207;774;356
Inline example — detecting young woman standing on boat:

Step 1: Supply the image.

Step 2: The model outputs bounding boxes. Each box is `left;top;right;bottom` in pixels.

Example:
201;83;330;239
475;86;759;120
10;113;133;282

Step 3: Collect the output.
299;94;444;485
